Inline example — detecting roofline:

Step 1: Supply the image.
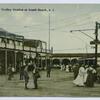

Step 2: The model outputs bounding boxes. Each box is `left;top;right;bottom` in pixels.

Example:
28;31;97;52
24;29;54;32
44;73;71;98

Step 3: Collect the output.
53;53;100;57
24;38;46;43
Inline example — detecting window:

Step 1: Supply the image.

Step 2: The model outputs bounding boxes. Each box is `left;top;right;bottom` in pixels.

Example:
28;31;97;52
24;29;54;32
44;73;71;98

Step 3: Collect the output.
7;39;9;44
1;38;6;43
18;42;20;46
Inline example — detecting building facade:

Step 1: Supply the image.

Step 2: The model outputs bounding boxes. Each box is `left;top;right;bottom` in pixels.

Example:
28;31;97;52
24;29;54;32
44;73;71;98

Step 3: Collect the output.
0;28;48;74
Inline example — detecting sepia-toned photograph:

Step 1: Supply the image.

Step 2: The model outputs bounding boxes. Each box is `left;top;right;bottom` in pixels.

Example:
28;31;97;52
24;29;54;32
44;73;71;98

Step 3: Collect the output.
0;4;100;97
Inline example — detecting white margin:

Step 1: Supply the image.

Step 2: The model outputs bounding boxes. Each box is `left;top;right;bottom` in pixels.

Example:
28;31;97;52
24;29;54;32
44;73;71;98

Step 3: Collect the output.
0;0;100;3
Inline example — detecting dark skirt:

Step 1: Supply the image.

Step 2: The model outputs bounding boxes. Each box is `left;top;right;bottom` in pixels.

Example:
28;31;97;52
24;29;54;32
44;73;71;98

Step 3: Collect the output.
85;73;94;87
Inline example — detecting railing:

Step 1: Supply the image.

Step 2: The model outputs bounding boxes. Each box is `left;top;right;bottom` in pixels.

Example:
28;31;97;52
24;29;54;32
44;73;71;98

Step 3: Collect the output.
0;37;48;54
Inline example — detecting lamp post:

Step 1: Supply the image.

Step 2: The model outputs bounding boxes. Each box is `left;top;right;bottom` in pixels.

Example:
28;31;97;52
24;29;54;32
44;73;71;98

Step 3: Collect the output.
48;12;50;53
46;12;51;69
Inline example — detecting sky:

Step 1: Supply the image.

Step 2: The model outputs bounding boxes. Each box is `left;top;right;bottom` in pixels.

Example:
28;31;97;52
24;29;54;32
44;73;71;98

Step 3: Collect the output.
0;4;100;53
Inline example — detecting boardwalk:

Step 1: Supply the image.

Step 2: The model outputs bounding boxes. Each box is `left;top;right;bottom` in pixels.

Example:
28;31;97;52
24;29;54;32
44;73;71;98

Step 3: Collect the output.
0;69;100;97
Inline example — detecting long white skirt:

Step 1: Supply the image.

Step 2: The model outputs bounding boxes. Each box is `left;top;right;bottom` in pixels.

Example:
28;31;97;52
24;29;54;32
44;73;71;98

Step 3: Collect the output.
73;74;85;86
66;67;69;72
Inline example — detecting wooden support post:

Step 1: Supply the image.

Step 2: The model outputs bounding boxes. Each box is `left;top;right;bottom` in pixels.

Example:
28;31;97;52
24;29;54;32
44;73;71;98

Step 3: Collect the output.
5;50;7;74
14;51;16;71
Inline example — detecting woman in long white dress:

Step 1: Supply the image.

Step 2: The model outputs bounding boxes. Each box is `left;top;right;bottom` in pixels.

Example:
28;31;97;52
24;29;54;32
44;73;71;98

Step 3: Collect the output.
73;65;87;86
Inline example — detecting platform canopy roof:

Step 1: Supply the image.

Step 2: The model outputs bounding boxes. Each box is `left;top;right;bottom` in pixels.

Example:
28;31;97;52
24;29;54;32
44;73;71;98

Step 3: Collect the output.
0;28;24;41
24;39;42;48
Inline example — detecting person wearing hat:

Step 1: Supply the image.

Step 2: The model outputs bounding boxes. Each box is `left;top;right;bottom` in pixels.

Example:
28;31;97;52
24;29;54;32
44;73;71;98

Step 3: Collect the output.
73;64;86;87
23;64;29;89
85;66;96;87
8;64;13;80
96;65;100;83
72;63;80;79
32;66;40;89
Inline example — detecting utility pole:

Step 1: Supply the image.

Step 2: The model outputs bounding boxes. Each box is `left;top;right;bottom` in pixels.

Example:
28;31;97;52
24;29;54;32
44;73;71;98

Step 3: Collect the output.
5;32;7;74
70;22;100;68
48;13;50;52
90;22;100;67
48;12;51;68
94;22;99;67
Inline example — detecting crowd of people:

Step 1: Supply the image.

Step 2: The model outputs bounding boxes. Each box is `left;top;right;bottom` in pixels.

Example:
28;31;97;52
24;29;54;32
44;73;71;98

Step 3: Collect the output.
23;62;41;89
73;64;100;87
60;63;100;88
7;58;100;90
7;61;42;89
7;59;51;90
60;64;72;72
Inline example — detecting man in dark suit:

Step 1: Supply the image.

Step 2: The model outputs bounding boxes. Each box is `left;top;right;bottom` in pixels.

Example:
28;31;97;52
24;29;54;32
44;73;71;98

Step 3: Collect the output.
96;66;100;83
8;65;13;80
47;66;51;78
32;67;40;89
20;65;24;80
73;64;79;79
23;64;29;89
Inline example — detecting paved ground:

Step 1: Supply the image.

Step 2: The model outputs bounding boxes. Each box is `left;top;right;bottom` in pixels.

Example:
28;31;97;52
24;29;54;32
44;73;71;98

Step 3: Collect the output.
0;69;100;97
